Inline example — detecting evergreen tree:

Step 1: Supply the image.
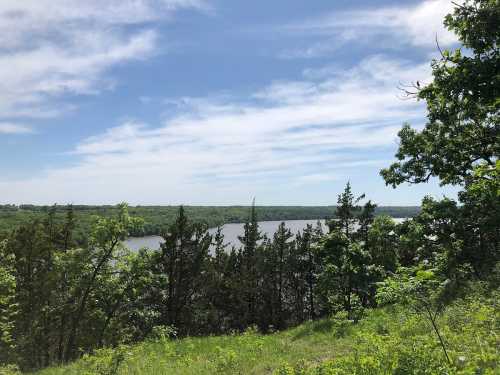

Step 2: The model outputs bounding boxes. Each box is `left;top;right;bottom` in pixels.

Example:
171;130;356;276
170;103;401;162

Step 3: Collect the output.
357;200;377;244
331;182;364;238
367;216;398;274
202;227;232;334
262;223;293;330
237;200;263;327
155;206;212;334
289;224;318;322
225;246;246;330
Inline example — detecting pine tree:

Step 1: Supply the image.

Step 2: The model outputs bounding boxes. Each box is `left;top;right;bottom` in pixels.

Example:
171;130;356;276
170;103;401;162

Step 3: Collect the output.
237;200;263;327
261;223;293;330
357;200;377;244
331;182;364;238
155;206;212;334
284;221;324;322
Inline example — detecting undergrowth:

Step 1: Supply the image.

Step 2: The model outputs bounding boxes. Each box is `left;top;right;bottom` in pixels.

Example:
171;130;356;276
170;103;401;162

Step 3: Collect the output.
19;292;499;375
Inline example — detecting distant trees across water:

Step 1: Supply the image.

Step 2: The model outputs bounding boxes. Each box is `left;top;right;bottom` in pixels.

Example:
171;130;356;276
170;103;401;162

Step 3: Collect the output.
0;204;421;239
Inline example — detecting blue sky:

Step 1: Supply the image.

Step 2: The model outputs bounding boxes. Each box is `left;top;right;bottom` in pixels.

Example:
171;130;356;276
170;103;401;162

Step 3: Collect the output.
0;0;461;205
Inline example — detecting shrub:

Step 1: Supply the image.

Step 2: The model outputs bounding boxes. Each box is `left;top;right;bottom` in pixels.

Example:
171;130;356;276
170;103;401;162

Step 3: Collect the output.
74;345;131;375
211;346;239;373
0;365;21;375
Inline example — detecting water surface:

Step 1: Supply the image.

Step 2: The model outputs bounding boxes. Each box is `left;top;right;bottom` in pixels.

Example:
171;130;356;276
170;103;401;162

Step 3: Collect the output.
123;218;407;252
124;219;326;251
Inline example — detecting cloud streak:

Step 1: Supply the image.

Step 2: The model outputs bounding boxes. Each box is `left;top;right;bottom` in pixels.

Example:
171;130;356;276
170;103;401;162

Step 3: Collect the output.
0;0;207;122
0;123;34;135
279;0;459;58
0;56;429;204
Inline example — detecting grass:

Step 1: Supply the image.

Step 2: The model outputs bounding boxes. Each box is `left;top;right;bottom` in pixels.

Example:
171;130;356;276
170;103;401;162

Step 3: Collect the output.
32;294;499;375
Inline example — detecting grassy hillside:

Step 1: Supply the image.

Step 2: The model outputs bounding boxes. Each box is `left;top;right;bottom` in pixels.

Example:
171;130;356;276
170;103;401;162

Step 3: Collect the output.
33;292;498;375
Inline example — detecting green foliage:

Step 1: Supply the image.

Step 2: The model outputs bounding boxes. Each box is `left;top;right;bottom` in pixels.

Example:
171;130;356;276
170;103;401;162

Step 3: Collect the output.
381;0;499;187
316;231;374;318
0;204;419;239
466;161;500;198
330;182;363;237
376;267;442;309
73;346;131;375
275;294;499;375
380;0;499;288
0;241;17;365
152;206;212;334
0;203;150;369
366;216;398;272
35;293;499;375
315;184;389;319
211;346;239;373
0;365;21;375
260;222;295;330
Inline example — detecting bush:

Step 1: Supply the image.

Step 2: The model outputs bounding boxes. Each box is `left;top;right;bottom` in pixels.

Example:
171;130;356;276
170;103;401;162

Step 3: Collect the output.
0;365;21;375
211;346;239;373
74;345;131;375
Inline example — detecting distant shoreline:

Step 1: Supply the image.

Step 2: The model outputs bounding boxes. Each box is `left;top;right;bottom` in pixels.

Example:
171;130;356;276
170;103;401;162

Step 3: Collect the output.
0;205;419;241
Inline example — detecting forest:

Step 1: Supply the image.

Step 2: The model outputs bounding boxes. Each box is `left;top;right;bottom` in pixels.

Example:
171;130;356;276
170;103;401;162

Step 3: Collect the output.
0;1;498;373
0;204;420;240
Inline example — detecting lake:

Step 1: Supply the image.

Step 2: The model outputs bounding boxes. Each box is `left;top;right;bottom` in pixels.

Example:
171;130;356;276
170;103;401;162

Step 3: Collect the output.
123;218;407;251
123;219;326;251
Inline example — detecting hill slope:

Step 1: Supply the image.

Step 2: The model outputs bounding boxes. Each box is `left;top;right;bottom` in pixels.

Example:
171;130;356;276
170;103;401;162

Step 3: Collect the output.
34;293;498;375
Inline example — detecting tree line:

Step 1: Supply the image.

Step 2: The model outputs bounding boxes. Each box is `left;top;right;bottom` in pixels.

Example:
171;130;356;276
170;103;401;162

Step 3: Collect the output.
0;204;420;240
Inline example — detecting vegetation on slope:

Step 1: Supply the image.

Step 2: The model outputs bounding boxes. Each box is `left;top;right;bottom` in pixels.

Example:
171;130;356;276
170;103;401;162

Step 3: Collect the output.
31;289;498;375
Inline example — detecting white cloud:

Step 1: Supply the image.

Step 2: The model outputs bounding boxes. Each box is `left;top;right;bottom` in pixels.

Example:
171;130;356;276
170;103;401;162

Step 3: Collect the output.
0;31;157;117
0;56;429;204
0;0;209;48
280;0;459;58
0;123;33;135
0;0;207;121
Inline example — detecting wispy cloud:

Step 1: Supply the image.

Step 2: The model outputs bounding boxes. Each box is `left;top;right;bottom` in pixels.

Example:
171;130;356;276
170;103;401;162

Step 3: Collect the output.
0;55;429;204
0;0;207;122
0;123;34;135
279;0;459;58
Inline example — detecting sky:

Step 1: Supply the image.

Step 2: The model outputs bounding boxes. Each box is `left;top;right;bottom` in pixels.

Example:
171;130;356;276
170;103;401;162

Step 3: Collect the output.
0;0;461;206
